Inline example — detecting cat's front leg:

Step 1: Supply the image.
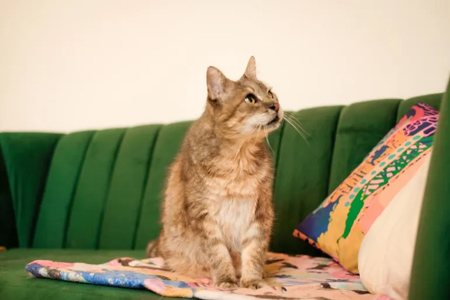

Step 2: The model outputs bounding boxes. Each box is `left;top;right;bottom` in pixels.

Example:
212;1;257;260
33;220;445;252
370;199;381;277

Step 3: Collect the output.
240;223;269;289
240;191;273;290
201;219;238;289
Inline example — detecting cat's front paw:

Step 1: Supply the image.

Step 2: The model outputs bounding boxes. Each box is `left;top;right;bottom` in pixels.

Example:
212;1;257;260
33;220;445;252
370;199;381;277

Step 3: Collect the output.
217;279;239;290
240;278;268;290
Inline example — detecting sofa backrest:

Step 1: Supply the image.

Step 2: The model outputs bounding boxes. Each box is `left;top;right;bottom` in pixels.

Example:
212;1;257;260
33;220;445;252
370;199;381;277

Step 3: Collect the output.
0;94;443;254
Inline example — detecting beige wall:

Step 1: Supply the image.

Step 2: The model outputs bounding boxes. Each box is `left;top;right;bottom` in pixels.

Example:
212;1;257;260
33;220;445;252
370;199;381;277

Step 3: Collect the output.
1;0;449;132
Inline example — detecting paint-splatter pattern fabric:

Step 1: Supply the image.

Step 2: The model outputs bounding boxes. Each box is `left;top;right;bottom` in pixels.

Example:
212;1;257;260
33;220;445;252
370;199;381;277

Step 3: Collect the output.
26;253;389;299
294;103;439;273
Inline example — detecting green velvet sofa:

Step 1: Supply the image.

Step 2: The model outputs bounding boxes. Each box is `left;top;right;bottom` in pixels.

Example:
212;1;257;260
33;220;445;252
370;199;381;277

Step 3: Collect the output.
1;80;450;300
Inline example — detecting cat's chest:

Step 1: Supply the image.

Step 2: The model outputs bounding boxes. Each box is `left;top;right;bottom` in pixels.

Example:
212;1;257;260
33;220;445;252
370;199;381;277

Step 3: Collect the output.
206;159;268;198
213;198;256;249
224;175;261;198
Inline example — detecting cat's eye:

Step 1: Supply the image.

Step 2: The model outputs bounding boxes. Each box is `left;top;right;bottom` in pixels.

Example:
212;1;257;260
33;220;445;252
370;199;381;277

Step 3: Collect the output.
268;89;274;98
245;94;258;104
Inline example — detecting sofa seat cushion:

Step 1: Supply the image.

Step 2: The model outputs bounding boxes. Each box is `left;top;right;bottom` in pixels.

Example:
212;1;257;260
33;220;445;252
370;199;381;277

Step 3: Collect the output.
0;249;179;300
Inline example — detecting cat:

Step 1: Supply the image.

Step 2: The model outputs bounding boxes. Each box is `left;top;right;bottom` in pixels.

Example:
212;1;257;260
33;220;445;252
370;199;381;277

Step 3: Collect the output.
146;57;283;290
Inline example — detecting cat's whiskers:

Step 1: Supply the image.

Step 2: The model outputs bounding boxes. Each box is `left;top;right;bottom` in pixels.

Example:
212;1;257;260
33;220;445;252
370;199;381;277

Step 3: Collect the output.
284;112;306;133
255;123;275;154
283;114;310;146
265;133;275;154
284;112;311;137
285;116;309;142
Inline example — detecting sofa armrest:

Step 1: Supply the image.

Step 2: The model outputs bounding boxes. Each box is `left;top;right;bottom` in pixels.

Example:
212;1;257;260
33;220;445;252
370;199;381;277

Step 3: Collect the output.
410;78;450;299
0;132;62;248
0;144;18;249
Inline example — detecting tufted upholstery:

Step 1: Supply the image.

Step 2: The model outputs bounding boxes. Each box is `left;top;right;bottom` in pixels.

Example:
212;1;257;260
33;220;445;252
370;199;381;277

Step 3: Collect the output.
1;89;450;300
0;93;442;256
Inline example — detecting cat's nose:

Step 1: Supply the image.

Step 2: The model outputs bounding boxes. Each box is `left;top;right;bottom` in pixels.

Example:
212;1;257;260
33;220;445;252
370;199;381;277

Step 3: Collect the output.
269;103;280;112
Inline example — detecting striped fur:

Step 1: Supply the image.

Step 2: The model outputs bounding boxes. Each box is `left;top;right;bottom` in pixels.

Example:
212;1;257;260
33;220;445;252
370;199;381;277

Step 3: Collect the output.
147;57;282;290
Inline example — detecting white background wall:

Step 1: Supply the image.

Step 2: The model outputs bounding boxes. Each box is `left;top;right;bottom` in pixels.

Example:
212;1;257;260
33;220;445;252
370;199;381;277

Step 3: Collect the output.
1;0;449;132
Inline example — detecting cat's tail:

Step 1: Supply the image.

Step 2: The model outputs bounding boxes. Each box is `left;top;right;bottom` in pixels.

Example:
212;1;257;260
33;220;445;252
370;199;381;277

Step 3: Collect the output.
146;238;160;258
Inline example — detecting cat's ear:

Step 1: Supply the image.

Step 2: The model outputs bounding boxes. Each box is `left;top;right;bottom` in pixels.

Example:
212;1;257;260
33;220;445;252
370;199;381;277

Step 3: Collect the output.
207;66;229;100
244;56;257;80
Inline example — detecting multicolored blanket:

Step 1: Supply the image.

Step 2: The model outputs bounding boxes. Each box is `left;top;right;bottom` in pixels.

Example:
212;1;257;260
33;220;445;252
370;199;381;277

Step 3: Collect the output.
26;253;390;300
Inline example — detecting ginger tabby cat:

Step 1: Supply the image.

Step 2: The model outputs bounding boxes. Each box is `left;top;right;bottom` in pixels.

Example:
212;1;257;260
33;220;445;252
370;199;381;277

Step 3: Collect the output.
147;57;283;290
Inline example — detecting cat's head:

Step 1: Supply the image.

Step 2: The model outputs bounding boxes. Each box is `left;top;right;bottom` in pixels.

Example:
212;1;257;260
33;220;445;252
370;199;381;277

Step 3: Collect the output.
206;57;283;139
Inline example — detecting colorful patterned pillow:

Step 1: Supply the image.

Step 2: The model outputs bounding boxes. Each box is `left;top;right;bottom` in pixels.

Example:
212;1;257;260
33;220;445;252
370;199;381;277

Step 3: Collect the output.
293;103;439;273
